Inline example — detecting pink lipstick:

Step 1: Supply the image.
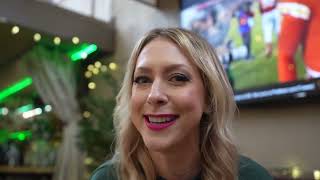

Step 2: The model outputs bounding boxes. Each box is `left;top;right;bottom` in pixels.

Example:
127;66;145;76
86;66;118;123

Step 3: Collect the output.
144;114;178;131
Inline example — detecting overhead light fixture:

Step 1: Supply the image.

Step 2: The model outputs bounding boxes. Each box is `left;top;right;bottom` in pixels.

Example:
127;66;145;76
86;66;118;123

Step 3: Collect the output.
80;52;88;59
69;44;98;61
0;77;32;102
22;108;43;119
16;104;34;114
9;131;32;141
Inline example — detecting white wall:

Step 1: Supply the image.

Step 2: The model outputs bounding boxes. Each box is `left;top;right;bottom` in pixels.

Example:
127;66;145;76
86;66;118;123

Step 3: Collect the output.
112;0;179;65
234;104;320;172
50;0;112;22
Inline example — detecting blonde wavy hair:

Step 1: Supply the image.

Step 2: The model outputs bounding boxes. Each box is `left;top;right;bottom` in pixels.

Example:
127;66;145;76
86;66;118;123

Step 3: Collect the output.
113;28;238;180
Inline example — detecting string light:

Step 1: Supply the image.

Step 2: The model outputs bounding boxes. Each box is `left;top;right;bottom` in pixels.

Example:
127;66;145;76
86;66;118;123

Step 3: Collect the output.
53;37;61;45
94;61;102;68
33;33;41;42
292;167;301;179
0;107;9;115
109;62;117;71
87;65;94;71
85;71;92;78
83;111;91;118
92;68;99;75
44;105;52;112
314;170;320;180
84;157;93;165
72;36;80;44
88;82;96;90
101;65;107;72
11;26;19;34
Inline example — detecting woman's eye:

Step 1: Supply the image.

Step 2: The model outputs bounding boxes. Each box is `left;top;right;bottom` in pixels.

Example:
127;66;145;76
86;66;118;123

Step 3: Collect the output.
169;74;190;83
133;76;151;84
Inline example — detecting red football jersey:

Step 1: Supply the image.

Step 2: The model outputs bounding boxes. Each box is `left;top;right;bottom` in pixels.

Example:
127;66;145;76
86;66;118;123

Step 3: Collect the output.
278;0;320;82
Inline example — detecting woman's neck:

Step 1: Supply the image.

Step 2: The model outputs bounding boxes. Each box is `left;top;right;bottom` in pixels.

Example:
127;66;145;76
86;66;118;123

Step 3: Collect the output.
149;138;201;180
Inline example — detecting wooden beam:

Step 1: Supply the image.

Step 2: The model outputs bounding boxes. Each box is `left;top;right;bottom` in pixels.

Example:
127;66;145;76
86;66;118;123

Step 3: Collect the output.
0;0;114;52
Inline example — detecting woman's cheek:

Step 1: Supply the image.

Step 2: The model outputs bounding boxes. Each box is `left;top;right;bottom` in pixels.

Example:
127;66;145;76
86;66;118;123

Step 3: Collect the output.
175;88;204;111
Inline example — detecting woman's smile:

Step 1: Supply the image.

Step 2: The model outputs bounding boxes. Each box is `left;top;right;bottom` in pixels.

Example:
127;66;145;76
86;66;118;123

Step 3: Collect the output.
144;114;179;131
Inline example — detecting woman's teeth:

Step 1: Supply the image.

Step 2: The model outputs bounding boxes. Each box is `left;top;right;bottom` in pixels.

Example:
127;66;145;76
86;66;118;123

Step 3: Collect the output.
148;117;175;123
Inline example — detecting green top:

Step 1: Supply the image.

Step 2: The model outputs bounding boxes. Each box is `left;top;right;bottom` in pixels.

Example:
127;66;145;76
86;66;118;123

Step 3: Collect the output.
90;156;273;180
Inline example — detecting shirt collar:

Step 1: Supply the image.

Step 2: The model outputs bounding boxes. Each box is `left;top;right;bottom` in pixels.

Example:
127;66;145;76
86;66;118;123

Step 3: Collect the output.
157;173;201;180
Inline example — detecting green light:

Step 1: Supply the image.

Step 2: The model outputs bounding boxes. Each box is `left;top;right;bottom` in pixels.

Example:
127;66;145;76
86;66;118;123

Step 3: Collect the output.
70;44;98;61
9;131;32;141
18;134;25;141
0;77;32;102
16;104;34;113
0;107;9;115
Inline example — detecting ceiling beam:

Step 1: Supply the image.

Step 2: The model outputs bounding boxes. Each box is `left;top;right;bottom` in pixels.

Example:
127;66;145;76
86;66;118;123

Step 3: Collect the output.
0;0;114;52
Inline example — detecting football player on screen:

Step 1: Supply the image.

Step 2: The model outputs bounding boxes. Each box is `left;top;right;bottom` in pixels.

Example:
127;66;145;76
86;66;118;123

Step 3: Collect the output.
277;0;320;82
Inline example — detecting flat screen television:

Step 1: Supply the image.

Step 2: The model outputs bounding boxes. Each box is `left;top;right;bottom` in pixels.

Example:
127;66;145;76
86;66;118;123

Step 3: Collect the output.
180;0;320;104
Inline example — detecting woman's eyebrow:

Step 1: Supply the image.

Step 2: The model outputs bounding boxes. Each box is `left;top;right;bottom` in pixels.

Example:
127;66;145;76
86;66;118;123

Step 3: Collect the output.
165;64;188;72
134;64;192;74
163;64;191;74
134;66;152;74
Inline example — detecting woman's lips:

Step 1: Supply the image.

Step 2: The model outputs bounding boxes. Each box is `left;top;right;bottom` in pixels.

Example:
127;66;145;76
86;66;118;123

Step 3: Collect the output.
144;114;179;131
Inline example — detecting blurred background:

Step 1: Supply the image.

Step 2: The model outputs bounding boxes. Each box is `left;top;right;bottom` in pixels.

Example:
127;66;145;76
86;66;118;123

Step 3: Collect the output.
0;0;319;180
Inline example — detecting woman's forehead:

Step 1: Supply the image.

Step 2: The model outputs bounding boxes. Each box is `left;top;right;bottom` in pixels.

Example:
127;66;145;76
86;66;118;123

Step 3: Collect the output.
140;37;175;54
136;38;194;69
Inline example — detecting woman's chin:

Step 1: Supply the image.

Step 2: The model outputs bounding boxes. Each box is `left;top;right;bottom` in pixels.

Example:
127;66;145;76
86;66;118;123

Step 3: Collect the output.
143;138;174;153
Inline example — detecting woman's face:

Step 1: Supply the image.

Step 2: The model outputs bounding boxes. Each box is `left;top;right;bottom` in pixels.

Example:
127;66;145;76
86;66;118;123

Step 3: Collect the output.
131;38;206;151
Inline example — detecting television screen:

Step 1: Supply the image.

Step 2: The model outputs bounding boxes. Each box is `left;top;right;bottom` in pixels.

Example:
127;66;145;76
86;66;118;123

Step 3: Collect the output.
180;0;320;104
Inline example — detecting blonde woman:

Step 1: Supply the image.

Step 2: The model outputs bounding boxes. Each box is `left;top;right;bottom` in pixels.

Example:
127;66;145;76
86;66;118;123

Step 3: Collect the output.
91;28;272;180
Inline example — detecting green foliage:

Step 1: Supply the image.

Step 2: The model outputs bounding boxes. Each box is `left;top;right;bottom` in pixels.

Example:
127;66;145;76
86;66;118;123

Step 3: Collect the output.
77;66;120;169
78;97;115;156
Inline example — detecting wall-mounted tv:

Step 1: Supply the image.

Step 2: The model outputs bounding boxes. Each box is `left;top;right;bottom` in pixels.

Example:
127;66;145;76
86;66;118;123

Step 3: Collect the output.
180;0;320;104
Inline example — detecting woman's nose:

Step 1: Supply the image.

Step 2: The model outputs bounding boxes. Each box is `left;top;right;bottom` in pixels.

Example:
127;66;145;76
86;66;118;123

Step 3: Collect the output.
146;80;168;106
